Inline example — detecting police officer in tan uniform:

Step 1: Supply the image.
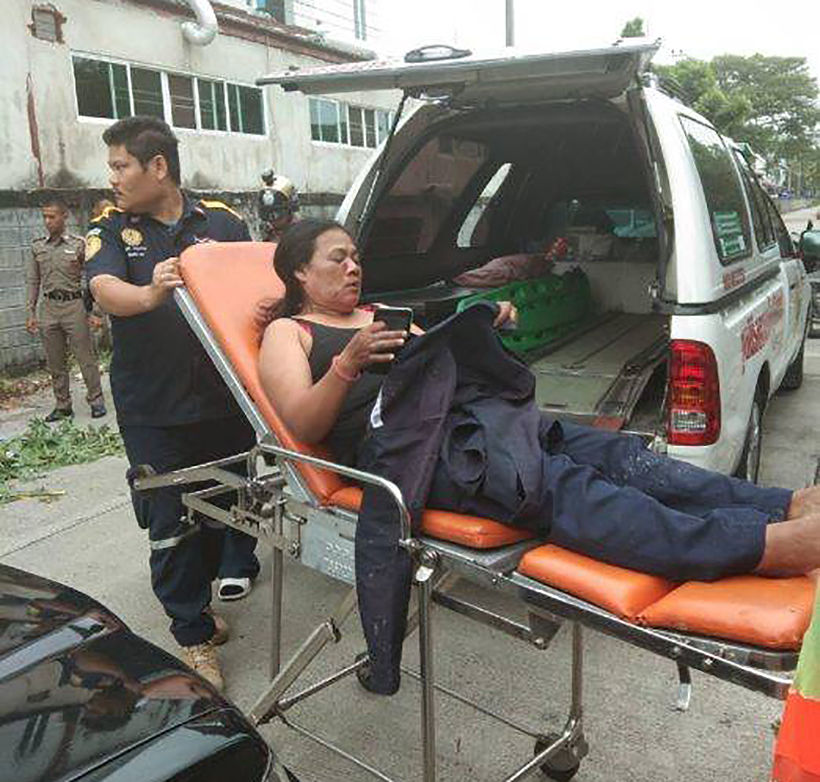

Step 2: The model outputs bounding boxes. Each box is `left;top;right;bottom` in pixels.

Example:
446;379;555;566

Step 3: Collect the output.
26;199;106;421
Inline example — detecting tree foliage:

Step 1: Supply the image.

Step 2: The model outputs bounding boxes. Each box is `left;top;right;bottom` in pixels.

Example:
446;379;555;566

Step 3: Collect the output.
712;55;820;160
620;17;645;38
653;58;752;139
653;54;819;186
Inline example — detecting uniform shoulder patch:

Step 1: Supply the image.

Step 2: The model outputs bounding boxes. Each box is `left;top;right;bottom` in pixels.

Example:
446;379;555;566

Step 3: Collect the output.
85;232;103;260
90;205;124;223
199;200;245;222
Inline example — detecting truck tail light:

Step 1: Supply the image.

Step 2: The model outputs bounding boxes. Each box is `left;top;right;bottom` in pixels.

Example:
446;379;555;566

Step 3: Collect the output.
667;339;721;446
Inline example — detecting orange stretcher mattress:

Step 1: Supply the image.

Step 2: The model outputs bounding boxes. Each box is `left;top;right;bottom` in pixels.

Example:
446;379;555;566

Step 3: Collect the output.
179;242;815;652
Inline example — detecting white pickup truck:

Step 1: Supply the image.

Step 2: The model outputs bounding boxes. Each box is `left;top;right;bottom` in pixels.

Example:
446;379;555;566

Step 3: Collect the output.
260;41;811;482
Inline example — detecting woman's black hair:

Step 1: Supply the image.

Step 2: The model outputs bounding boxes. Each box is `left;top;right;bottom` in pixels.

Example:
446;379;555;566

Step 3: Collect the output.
265;218;351;323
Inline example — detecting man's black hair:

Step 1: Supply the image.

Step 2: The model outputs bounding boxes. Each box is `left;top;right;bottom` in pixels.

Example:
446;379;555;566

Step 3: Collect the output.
41;197;68;213
103;116;181;185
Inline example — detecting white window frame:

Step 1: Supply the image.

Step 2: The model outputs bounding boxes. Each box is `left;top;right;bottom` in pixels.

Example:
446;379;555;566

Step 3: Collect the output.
128;64;166;121
337;100;349;145
226;81;267;136
71;51;266;137
309;96;393;150
125;64;135;116
70;52;133;124
165;71;201;132
159;69;173;124
195;77;231;135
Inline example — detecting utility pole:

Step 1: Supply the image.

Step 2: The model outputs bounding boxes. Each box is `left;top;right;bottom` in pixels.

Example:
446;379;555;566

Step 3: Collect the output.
505;0;514;46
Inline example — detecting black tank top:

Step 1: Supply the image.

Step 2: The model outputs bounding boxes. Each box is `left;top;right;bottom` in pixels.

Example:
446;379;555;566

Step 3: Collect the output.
297;320;383;466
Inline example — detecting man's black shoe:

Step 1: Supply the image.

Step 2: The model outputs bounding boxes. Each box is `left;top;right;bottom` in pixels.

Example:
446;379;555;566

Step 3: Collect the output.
90;402;107;419
45;408;73;423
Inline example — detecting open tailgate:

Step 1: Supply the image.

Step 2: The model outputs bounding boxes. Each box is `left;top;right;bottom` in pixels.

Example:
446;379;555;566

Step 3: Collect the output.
258;40;660;105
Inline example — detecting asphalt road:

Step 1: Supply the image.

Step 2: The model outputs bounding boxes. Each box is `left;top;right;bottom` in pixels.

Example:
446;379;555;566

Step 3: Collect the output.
1;219;819;781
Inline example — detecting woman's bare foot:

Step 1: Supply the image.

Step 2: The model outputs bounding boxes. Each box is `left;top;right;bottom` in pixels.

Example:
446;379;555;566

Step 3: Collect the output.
756;513;820;576
786;486;820;519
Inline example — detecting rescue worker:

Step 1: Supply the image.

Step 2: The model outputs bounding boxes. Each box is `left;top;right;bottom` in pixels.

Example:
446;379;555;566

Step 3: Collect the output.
259;170;299;242
26;199;106;422
85;116;259;691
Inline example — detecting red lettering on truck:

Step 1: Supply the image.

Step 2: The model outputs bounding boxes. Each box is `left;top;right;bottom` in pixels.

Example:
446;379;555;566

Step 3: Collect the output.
741;290;784;362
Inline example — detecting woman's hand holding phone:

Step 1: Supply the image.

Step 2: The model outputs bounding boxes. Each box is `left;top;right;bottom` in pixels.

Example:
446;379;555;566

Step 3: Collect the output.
337;307;411;378
366;306;413;375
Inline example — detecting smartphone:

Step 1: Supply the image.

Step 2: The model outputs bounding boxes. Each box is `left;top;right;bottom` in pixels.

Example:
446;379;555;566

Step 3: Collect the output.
374;306;413;333
367;306;413;375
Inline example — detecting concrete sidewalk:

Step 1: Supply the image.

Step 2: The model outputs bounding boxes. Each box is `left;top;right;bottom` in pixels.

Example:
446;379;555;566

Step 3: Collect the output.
1;346;819;781
1;368;116;442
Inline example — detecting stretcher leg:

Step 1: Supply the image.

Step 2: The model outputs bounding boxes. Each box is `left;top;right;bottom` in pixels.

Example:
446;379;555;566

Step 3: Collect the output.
251;586;358;725
675;663;692;711
508;622;588;782
402;570;460;640
269;498;285;679
417;552;438;782
571;621;583;725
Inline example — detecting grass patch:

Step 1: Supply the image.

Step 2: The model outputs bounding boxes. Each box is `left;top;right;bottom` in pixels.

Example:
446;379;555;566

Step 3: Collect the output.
1;418;124;504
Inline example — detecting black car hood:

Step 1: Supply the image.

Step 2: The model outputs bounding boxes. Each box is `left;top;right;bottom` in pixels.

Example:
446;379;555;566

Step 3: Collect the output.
0;565;224;782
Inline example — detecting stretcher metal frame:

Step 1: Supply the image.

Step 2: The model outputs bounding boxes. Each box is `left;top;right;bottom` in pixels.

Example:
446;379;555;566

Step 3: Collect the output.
133;286;799;782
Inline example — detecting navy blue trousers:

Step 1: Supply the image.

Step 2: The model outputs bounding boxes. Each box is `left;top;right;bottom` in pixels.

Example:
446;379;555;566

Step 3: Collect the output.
532;422;792;581
121;416;259;646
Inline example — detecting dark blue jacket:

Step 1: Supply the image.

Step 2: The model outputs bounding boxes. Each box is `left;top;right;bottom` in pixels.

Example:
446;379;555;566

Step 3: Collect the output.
355;303;558;693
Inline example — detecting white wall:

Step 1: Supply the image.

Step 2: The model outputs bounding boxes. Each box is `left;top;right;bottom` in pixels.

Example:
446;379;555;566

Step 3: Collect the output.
0;0;398;194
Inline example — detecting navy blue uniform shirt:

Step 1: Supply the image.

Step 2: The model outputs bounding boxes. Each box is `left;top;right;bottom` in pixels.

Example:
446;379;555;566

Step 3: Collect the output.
85;196;250;426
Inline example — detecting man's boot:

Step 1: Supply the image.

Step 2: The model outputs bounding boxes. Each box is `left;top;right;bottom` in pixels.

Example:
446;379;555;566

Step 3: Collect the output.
45;407;73;423
181;642;224;692
204;607;229;645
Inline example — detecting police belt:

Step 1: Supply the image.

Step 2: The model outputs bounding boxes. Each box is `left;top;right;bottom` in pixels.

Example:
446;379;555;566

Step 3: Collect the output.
44;290;83;301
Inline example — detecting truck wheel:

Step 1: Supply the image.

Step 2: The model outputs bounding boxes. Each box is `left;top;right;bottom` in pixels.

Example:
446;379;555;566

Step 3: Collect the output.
780;340;805;391
734;397;763;484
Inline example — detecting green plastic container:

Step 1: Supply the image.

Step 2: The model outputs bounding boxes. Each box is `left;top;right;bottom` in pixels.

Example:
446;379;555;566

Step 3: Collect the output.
456;269;592;355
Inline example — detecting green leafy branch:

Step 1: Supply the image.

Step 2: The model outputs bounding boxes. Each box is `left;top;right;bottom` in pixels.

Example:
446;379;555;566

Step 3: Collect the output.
1;418;124;504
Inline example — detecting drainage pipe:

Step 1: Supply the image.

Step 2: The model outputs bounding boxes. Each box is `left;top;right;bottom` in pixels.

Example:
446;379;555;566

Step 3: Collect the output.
182;0;218;46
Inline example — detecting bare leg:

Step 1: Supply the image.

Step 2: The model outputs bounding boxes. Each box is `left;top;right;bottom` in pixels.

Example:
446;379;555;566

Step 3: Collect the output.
755;513;820;576
786;487;820;519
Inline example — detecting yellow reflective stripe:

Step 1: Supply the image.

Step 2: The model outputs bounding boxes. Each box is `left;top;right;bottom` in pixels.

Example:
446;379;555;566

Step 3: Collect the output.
90;206;123;223
199;200;244;221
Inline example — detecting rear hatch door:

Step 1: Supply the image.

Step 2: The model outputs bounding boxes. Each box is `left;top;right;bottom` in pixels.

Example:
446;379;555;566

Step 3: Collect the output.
258;41;660;106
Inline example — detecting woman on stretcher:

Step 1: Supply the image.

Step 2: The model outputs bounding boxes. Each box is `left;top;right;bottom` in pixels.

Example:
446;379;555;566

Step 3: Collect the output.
258;218;820;583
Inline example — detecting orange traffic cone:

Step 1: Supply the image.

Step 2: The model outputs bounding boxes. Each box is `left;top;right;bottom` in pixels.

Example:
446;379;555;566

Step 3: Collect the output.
771;581;820;782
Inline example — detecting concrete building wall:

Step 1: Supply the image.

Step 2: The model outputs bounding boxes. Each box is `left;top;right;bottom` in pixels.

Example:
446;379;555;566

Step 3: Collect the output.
1;0;397;372
2;0;396;194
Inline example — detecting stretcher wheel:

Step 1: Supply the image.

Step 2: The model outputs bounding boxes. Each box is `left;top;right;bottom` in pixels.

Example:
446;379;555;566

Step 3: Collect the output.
533;733;582;781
